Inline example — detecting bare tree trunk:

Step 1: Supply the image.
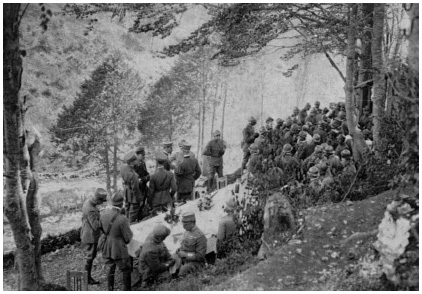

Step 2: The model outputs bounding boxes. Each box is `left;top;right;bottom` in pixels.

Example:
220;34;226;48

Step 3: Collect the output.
104;141;112;195
112;135;118;193
357;4;374;114
210;82;219;135
221;80;228;140
200;58;207;153
197;97;201;157
407;4;419;72
4;3;41;290
371;3;386;157
344;4;370;163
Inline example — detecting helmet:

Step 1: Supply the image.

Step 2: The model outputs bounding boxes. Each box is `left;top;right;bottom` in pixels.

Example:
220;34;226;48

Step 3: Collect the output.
341;149;351;159
298;131;307;139
302;125;309;132
292;117;298;124
266;116;274;123
338;111;346;120
313;134;321;143
213;130;221;136
283;143;293;153
308;166;320;178
316;162;327;173
248;116;257;123
290;124;299;133
324;145;334;154
259;126;267;134
276;118;283;125
284;119;292;127
249;143;259;153
314;145;323;153
305;102;311;108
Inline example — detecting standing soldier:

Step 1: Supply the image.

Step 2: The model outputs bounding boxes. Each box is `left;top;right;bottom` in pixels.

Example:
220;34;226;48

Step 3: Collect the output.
313;121;328;143
162;142;174;171
280;144;300;182
272;118;284;148
169;139;195;170
100;192;133;291
203;130;226;193
241;116;259;172
134;146;150;216
254;126;271;158
314;101;322;114
81;188;107;285
148;152;177;212
265;117;274;144
175;142;201;202
299;103;311;125
121;150;143;223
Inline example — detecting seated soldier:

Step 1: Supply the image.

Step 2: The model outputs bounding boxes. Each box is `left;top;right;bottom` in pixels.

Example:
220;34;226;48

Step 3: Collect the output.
217;198;238;243
171;211;207;277
137;224;175;287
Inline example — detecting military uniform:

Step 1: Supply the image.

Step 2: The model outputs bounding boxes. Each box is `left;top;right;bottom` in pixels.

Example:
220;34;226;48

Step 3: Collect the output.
169;150;195;170
138;225;172;286
133;158;150;194
120;161;143;223
241;120;258;171
175;152;201;202
177;225;207;276
203;134;226;192
100;194;133;291
254;134;271;157
148;166;177;210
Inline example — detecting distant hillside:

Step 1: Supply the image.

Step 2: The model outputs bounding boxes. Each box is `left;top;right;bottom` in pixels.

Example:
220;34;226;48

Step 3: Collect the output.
20;4;346;174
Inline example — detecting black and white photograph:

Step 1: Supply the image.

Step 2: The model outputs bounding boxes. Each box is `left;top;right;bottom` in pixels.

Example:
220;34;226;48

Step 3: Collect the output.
3;2;419;291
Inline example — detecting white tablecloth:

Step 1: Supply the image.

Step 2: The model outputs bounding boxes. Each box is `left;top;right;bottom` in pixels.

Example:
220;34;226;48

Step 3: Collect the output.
127;182;249;257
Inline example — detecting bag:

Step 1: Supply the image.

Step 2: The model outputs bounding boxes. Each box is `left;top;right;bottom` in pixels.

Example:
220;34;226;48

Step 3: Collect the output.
97;211;119;254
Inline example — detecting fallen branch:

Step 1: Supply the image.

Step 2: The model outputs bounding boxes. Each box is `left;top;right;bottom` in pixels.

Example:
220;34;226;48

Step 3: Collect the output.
340;229;378;245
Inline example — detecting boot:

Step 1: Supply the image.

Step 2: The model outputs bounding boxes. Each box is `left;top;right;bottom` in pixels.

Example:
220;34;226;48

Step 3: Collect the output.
107;265;116;291
122;272;131;291
85;262;100;285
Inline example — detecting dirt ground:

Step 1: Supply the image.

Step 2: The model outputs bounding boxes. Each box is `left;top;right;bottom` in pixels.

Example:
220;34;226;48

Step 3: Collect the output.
3;189;398;291
208;189;396;291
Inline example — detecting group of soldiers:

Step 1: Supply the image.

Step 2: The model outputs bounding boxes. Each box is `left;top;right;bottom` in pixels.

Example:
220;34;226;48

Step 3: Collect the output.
241;100;374;200
80;132;229;290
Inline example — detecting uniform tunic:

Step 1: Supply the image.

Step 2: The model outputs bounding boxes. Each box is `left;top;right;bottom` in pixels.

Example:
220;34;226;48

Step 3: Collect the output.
148;167;177;208
81;199;102;244
175;156;201;201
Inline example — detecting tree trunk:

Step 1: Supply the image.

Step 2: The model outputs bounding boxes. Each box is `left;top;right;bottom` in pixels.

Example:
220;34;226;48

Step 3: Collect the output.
344;4;370;163
371;3;386;157
104;141;112;195
357;4;374;114
200;58;207;153
221;80;228;140
407;4;419;72
210;82;219;135
4;3;41;290
112;135;118;193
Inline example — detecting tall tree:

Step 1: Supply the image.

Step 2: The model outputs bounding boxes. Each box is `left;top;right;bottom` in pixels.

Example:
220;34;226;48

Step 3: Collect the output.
4;3;45;290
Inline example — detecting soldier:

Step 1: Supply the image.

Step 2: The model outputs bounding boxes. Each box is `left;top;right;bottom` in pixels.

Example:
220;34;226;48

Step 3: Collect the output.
121;151;144;224
203;130;226;192
100;192;133;291
280;143;300;182
265;117;274;144
301;125;313;144
272;118;284;148
148;152;177;212
137;224;175;287
172;211;207;277
328;102;341;120
313;121;328;143
340;149;357;179
325;145;342;176
359;106;372;130
247;143;260;175
314;101;322;114
291;107;300;121
175;142;201;202
283;124;299;148
169;140;195;170
81;188;107;285
162;142;174;171
254;126;271;158
307;166;323;201
217;198;238;243
299;103;311;125
363;129;373;152
302;145;326;173
335;134;349;158
299;134;321;160
241;116;259;172
305;108;318;125
295;131;307;161
134;146;150;212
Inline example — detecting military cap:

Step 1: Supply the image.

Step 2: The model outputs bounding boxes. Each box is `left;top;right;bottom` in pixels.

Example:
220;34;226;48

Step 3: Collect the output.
320;143;328;150
181;211;196;223
111;191;124;206
93;188;107;202
313;134;321;143
123;150;137;164
248;116;257;123
259;126;267;134
298;131;307;139
308;166;320;178
325;145;335;154
155;151;168;164
135;146;145;155
341;149;352;159
276;118;283;125
182;141;192;150
283;143;293;153
305;102;311;108
213;130;221;136
314;145;323;153
152;224;171;239
249;143;259;153
265;116;274;123
302;125;309;132
162;141;173;147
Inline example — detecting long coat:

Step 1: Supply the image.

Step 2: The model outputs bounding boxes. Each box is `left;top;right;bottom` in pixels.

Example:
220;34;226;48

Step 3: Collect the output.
100;208;133;260
203;138;226;166
120;164;143;204
175;157;201;194
242;124;257;151
148;167;177;207
81;199;102;244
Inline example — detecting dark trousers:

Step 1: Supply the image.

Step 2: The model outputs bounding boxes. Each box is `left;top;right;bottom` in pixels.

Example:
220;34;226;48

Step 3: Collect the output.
104;257;132;274
125;202;140;223
177;192;193;202
208;165;223;191
84;243;98;263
